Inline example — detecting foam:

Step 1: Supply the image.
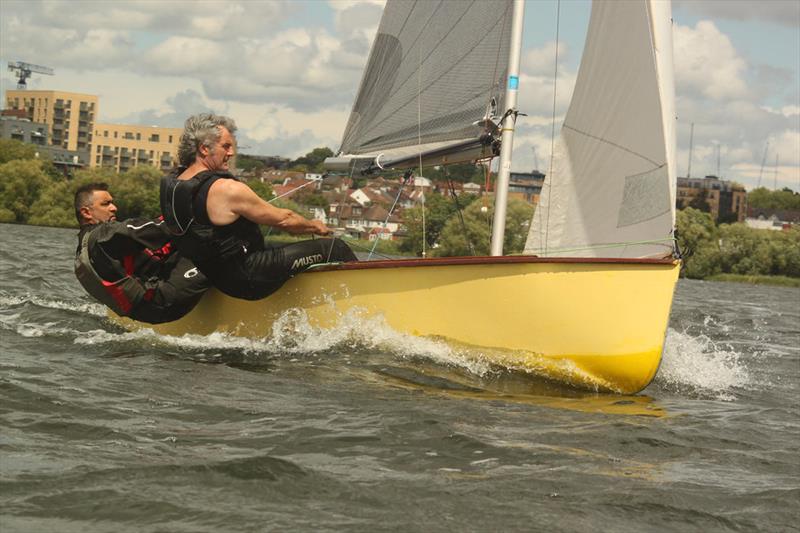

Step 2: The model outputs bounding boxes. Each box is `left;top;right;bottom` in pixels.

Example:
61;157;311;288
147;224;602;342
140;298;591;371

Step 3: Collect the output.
656;326;750;400
0;293;106;317
73;307;493;376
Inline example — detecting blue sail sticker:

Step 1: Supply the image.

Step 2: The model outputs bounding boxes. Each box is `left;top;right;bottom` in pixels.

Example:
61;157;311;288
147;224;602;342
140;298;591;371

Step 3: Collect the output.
509;75;519;90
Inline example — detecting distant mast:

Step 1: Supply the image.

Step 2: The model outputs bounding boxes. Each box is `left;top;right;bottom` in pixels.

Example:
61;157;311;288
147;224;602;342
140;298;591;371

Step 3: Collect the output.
774;153;779;190
687;122;694;178
758;140;769;188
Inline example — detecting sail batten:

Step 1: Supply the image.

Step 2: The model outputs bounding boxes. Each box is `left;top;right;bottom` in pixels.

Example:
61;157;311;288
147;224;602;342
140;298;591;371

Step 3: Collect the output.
526;0;677;259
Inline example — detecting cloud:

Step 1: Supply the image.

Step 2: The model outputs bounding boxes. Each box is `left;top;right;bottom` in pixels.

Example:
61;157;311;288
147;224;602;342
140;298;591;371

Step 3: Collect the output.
674;0;800;28
673;21;748;101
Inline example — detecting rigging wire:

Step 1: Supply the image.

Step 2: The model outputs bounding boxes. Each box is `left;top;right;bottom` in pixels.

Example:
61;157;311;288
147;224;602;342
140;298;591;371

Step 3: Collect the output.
446;168;475;255
418;27;427;259
543;0;561;257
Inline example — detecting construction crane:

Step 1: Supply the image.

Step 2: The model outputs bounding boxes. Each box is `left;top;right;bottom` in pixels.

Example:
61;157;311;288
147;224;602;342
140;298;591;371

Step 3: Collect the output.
8;61;54;89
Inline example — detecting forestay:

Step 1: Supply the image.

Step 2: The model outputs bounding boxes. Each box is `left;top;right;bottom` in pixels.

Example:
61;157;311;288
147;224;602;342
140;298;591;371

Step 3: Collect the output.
525;0;677;258
336;0;514;168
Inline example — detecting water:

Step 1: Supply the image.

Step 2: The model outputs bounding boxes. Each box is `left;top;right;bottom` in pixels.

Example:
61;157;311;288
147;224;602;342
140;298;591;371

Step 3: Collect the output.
1;223;798;532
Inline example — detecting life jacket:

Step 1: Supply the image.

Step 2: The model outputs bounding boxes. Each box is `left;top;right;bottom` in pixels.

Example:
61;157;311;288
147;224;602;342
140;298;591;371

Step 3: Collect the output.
160;170;264;266
74;221;168;316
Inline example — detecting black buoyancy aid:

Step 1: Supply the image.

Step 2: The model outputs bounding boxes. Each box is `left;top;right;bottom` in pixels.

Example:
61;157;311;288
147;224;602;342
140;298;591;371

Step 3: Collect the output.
74;220;172;316
160;170;264;265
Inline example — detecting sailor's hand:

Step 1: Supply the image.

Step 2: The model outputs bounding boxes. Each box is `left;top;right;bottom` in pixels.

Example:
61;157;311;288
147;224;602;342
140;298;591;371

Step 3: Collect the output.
310;220;332;236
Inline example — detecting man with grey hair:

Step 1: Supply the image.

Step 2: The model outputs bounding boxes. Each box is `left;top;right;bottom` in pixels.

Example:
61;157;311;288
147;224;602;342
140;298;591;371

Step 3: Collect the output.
161;113;356;301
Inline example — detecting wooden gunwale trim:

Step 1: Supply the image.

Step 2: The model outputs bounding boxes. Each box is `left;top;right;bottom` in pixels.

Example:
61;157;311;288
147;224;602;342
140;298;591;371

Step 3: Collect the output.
307;255;678;273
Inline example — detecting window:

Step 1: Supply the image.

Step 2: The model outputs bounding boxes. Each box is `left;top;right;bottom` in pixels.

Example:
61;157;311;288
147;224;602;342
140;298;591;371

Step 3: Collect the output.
150;134;160;142
104;130;108;137
168;135;173;143
136;133;141;140
114;131;118;138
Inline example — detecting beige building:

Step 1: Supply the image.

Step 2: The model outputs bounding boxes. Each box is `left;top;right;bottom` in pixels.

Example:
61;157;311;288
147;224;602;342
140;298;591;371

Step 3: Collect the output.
5;89;181;173
677;175;747;223
5;89;97;153
92;123;181;172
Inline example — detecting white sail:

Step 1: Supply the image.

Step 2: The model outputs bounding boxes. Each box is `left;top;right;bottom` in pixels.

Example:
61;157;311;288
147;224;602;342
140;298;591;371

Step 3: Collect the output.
332;0;514;169
525;0;677;258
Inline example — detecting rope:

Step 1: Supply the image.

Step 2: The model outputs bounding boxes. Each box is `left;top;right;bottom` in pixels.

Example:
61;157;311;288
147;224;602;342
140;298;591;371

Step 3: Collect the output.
367;170;414;260
528;237;676;256
543;0;561;257
267;176;323;203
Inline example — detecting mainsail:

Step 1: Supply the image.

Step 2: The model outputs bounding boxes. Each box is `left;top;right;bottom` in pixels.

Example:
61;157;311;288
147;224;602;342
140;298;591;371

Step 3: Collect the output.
525;0;677;258
330;0;515;172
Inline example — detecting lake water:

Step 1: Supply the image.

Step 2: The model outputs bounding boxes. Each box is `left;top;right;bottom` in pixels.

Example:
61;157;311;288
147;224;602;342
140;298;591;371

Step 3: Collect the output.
1;223;798;532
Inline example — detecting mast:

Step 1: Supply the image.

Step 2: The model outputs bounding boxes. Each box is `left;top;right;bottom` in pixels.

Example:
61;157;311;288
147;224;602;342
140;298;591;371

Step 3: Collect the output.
758;140;769;188
686;122;694;178
489;0;525;257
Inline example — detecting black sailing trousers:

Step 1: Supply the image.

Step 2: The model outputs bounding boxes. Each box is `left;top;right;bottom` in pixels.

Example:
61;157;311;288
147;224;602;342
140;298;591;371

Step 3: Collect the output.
206;237;358;301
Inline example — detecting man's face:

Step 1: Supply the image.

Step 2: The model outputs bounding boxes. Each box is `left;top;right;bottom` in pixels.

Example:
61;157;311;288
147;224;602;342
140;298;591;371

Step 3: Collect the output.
82;190;117;224
203;126;235;171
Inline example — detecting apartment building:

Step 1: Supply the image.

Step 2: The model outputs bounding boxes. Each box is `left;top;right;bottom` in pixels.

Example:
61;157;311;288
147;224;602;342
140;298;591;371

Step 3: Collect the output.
5;89;181;173
92;123;181;172
677;175;747;223
508;170;545;205
5;89;97;153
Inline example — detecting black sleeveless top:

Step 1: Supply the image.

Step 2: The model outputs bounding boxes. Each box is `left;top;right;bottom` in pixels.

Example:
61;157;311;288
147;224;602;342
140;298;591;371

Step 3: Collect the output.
160;169;264;272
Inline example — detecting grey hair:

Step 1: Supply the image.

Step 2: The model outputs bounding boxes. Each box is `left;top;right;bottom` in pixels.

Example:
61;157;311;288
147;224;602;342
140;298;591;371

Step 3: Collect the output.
178;113;238;167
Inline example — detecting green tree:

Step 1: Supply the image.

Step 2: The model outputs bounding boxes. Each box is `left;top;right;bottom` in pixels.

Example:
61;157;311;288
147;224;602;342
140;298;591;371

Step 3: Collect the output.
716;223;772;276
0;138;38;164
400;193;479;255
108;166;162;219
770;228;800;277
236;154;266;173
436;197;533;256
0;159;50;222
425;163;484;184
247;180;274;203
28;178;77;228
288;147;334;173
676;207;718;278
748;187;800;211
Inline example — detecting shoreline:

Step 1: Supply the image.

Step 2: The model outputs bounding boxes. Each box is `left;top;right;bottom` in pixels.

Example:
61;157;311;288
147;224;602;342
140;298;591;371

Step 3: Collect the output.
4;222;799;287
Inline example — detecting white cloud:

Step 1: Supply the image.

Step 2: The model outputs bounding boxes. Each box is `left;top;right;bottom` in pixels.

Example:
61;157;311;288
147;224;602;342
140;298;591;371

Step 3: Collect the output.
1;0;797;188
674;0;800;28
673;21;748;101
145;37;228;75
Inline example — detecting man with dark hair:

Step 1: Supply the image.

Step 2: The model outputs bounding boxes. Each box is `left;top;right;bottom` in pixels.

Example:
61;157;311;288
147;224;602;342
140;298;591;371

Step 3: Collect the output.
161;113;357;301
74;182;210;323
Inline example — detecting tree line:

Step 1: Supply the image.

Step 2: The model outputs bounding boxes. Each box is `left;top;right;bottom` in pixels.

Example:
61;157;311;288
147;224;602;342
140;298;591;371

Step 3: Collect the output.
747;187;800;211
677;207;800;279
3;138;797;277
0;138;278;228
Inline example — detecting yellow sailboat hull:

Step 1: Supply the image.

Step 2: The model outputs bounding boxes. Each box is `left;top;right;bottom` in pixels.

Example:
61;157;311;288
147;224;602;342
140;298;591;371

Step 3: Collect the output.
115;257;680;394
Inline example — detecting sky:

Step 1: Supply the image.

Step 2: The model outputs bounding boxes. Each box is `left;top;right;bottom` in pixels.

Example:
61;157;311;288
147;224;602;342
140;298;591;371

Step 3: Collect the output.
1;0;798;191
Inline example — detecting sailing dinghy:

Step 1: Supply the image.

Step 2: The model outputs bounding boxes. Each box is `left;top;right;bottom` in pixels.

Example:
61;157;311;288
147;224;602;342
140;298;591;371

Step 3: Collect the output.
115;0;680;394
